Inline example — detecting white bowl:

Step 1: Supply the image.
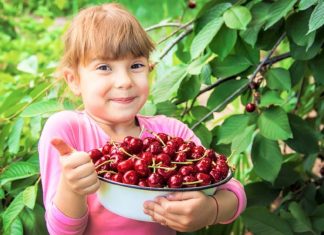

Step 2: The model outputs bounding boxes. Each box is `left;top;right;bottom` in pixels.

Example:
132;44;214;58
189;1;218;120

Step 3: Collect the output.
97;170;232;222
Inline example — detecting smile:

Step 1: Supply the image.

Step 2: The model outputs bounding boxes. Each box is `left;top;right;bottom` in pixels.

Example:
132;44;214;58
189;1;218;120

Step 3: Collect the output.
110;97;136;104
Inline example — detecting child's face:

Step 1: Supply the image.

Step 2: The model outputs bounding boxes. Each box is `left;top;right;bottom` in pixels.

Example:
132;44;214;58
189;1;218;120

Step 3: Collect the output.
75;54;150;124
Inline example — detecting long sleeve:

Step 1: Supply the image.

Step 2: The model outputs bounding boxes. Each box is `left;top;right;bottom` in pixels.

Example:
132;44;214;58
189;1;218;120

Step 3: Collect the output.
38;111;89;235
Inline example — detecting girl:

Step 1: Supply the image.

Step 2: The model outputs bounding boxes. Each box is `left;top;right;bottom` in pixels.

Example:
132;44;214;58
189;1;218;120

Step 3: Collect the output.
38;3;246;235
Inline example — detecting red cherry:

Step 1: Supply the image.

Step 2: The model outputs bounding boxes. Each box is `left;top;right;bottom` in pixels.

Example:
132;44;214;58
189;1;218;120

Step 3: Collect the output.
123;136;133;144
143;137;156;150
162;145;176;158
109;153;125;171
89;149;103;162
157;164;177;180
196;173;212;186
111;172;123;182
138;179;148;187
183;175;198;187
147;173;164;188
210;169;223;183
140;151;154;164
128;137;143;154
156;153;171;165
168;174;183;188
196;158;212;173
103;171;114;180
214;162;229;178
147;141;162;154
246;103;256;112
122;170;139;185
157;133;170;144
178;165;197;176
117;158;134;173
205;149;217;161
188;0;196;9
134;159;150;177
102;143;113;155
174;152;187;162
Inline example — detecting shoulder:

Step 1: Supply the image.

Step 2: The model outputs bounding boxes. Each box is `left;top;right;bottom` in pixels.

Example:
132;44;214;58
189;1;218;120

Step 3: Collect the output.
45;110;82;126
137;114;187;129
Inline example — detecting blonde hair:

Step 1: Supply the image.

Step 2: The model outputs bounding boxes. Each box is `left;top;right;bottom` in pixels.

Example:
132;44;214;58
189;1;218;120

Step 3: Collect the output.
58;3;155;74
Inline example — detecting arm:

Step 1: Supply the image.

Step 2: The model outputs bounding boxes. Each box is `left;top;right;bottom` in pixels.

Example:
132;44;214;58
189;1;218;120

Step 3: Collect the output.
38;112;99;235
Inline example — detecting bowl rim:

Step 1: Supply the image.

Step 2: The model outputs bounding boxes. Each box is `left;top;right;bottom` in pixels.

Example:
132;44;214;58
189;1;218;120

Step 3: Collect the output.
98;169;233;192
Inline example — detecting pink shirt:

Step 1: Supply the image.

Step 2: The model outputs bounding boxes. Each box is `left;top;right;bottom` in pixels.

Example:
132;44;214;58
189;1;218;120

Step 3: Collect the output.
38;111;246;235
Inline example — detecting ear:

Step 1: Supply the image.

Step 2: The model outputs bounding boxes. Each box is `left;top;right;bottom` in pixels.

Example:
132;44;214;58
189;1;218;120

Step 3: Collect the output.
63;69;81;96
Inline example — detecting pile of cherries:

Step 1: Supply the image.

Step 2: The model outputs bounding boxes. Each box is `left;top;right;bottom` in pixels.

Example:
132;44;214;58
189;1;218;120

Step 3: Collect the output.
89;132;230;188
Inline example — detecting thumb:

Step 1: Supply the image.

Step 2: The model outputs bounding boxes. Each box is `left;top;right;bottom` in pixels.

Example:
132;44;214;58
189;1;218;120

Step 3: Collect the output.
166;191;201;201
51;138;75;156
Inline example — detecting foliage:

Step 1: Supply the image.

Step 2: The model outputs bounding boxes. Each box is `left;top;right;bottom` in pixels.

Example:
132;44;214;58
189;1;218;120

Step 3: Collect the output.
1;0;323;234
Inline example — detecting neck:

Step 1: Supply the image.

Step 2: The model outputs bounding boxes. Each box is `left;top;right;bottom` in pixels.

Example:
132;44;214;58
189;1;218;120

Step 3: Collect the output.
85;111;141;142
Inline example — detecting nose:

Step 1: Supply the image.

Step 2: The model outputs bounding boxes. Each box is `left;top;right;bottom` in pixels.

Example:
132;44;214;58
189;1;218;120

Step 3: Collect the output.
114;70;133;89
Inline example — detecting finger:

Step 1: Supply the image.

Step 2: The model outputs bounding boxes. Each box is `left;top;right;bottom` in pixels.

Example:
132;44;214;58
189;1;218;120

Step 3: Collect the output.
78;178;101;195
166;191;201;201
60;151;92;169
51;138;75;156
71;161;96;180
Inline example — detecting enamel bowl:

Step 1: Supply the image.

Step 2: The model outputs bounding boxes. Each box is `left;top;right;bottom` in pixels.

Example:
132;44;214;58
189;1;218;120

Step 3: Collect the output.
97;170;232;222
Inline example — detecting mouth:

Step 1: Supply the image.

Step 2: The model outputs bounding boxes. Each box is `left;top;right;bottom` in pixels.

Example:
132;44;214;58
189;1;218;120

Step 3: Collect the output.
110;97;136;104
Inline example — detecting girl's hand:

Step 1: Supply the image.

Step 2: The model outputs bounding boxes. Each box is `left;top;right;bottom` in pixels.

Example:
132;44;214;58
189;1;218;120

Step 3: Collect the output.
51;138;100;196
143;191;216;232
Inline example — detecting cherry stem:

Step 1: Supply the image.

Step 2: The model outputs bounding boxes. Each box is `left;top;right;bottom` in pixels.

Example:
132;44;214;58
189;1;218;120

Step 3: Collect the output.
149;165;177;171
97;170;117;175
183;180;203;185
187;152;207;162
95;160;113;170
147;130;166;146
171;161;193;165
175;147;190;154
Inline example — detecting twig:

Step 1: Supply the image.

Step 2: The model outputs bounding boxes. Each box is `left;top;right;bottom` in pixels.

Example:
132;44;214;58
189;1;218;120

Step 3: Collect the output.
157;24;194;62
294;76;305;112
190;33;287;130
145;22;182;32
157;19;194;45
264;52;291;66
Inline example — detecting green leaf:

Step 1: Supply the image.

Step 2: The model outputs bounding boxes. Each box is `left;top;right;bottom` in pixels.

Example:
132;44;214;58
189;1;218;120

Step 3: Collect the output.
289;202;313;233
264;0;297;30
251;134;282;183
289;33;324;60
20;99;64;117
286;9;316;48
217;114;250;144
231;125;255;154
190;17;224;59
265;68;291;91
207;79;249;112
155;101;178;117
17;55;38;75
0;90;26;115
299;0;318;10
177;75;201;102
8;118;24;154
210;55;252;78
193;124;212;147
245;182;280;207
0;162;39;186
308;51;324;85
273;162;300;188
4;218;23;235
23;185;38;210
2;192;25;233
151;65;187;103
258;106;292;140
210;26;237;60
235;37;260;64
240;2;271;47
308;0;324;33
312;204;324;231
55;0;66;9
259;91;284;107
242;206;293;235
196;2;232;31
187;53;216;75
285;114;319;154
200;64;212;85
140;101;157;116
289;60;306;87
19;204;47;235
190;106;212;122
223;6;252;30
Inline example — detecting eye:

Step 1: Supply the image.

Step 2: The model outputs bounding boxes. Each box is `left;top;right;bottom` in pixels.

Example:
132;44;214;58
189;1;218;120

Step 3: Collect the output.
96;64;111;71
131;63;145;69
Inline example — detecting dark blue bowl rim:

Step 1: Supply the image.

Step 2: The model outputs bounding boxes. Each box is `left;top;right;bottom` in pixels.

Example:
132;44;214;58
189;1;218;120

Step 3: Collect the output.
98;169;233;192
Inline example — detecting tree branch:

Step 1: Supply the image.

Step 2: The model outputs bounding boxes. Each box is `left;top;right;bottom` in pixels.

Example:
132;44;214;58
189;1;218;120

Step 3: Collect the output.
157;19;194;45
157;24;194;62
190;33;287;130
145;22;182;32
